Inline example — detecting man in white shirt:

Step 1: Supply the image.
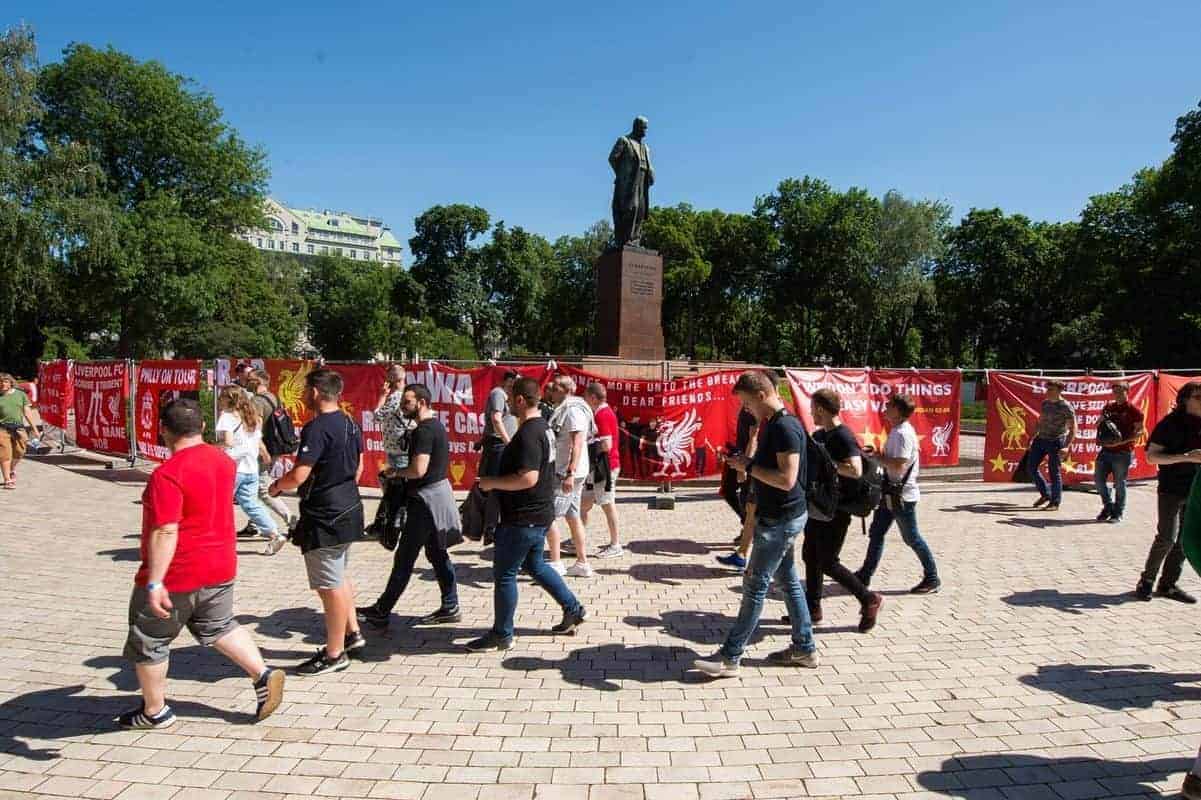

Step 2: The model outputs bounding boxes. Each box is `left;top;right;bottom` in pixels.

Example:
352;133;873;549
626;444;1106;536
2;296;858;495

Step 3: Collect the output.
854;393;940;594
544;375;594;578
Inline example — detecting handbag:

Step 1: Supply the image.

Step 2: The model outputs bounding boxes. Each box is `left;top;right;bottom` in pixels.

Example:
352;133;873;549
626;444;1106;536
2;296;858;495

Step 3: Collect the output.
881;461;915;511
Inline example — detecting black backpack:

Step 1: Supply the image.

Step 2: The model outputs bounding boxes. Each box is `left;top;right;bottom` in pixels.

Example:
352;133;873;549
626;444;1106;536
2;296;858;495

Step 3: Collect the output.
1097;415;1122;447
840;452;885;517
261;395;300;457
804;433;841;522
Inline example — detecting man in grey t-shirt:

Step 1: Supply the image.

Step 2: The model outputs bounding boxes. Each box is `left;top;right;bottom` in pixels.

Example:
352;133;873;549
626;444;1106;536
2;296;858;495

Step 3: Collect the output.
1029;380;1077;511
481;371;518;541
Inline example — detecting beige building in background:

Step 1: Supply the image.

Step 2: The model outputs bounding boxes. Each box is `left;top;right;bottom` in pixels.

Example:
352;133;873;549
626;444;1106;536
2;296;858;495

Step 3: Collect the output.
240;198;403;264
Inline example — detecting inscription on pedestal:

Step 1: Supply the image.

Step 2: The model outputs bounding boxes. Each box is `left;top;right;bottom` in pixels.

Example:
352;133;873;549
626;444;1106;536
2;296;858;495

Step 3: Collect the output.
593;247;666;360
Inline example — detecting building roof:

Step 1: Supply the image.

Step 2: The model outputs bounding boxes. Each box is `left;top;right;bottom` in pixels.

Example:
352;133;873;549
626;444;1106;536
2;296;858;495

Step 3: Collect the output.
288;207;378;237
377;229;401;249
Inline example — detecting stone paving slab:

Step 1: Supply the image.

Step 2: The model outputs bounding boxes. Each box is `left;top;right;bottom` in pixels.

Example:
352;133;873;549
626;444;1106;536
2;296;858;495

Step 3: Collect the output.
1;452;1199;798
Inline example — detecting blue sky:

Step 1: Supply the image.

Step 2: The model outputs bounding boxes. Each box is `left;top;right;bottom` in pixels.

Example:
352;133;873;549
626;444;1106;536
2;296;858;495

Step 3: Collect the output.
22;1;1201;251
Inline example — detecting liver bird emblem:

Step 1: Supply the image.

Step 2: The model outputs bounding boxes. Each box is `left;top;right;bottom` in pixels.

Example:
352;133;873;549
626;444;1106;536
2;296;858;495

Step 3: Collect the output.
654;409;703;478
276;362;313;419
997;399;1028;450
931;420;954;457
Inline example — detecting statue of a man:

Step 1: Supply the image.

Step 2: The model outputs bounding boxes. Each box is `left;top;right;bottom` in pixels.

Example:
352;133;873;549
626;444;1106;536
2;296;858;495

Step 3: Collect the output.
609;116;654;248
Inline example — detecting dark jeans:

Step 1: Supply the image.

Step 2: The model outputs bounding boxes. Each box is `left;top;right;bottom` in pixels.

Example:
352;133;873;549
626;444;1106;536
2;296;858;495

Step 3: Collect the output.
374;501;458;613
1029;435;1065;504
492;523;582;641
719;512;814;662
481;440;506;536
802;511;871;607
1142;492;1188;588
1094;449;1132;516
859;500;939;586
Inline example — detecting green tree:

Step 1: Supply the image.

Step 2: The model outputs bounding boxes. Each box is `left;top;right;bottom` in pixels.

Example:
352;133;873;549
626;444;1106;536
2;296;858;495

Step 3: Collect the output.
302;255;399;360
408;204;492;349
540;220;610;355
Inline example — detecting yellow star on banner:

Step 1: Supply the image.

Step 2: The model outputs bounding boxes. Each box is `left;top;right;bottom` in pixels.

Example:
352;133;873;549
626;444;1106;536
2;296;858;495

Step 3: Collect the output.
1062;456;1078;473
859;426;880;450
989;453;1008;473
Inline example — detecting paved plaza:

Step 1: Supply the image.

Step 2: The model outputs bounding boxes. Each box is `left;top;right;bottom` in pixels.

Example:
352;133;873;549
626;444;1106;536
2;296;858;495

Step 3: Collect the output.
2;453;1200;800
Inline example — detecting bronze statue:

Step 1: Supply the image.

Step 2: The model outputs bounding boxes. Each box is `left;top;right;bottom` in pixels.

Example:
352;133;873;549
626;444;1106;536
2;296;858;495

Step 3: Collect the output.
609;116;654;248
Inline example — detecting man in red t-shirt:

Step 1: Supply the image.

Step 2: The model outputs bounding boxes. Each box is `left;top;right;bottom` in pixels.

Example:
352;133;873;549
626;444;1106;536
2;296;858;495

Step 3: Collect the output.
120;399;284;729
581;382;623;558
1094;382;1145;523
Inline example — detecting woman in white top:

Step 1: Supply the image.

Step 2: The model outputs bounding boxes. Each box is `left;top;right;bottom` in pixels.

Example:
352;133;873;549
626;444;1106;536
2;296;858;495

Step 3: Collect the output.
216;386;284;554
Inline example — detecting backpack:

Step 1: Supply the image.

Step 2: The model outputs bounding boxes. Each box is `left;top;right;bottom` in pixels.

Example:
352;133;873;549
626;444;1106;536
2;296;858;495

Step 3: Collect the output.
261;395;300;457
1097;415;1122;447
840;452;885;518
804;433;841;522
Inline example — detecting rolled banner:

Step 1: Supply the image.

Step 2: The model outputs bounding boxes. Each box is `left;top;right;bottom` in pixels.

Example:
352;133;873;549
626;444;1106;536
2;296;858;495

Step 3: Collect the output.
1182;470;1201;578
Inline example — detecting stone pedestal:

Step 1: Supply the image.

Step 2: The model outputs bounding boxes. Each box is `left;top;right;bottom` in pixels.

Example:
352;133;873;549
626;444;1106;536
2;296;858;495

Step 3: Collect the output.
593;246;666;360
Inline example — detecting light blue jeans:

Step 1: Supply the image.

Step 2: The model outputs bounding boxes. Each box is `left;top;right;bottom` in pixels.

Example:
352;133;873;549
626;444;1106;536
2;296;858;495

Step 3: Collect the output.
234;472;278;536
720;512;815;663
1094;449;1132;516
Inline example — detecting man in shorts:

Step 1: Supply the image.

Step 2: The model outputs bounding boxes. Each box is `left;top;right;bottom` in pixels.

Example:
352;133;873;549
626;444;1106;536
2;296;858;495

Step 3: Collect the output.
544;374;594;577
270;368;366;675
120;399;284;729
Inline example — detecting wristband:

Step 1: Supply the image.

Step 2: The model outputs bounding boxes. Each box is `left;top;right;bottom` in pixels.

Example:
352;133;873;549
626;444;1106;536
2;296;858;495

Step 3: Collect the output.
146;581;164;592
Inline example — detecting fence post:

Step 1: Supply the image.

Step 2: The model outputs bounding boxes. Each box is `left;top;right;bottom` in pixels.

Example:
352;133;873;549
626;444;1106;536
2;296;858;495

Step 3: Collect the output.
127;358;138;467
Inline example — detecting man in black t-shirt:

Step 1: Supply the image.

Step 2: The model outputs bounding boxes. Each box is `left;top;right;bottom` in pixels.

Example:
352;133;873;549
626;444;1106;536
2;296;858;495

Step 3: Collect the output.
270;369;365;676
1138;381;1201;602
695;371;819;679
358;384;460;629
802;389;883;633
467;377;587;652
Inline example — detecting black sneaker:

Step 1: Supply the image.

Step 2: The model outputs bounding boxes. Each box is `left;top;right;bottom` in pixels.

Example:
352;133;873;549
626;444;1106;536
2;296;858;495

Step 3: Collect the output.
417;607;462;625
465;632;514;652
344;630;367;658
1134;578;1153;600
254;668;285;721
356;605;389;628
551;606;588;635
1033;496;1049;509
1109;514;1123;524
118;703;176;729
1156;585;1197;604
237;524;259;539
296;648;350;676
910;577;941;595
1096;508;1112;521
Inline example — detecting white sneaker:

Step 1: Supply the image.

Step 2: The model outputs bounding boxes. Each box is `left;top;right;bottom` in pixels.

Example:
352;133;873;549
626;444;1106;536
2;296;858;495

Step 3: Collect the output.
693;656;740;678
265;535;286;555
547;560;567;576
566;561;594;578
595;544;624;559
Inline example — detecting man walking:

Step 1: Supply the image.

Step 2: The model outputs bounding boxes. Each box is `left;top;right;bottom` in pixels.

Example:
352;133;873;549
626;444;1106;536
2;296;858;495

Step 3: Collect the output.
802;389;884;632
693;371;818;678
480;370;519;542
358;383;461;628
120;399;283;728
0;372;40;490
1028;380;1077;511
1094;381;1145;523
581;381;623;559
467;377;587;652
545;375;594;577
1136;381;1201;602
855;394;941;594
716;407;760;571
270;369;366;675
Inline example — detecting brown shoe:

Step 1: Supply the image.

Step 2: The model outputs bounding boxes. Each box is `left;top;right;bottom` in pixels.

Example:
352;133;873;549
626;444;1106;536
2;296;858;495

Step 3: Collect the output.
1182;772;1201;800
858;592;883;633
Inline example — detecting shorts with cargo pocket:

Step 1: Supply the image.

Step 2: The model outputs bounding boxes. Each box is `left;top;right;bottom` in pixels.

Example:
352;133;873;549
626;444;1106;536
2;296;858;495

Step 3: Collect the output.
123;580;239;664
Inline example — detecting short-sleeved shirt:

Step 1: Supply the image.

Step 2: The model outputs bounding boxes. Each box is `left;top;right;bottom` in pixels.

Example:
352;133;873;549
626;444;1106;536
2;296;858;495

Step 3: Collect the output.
814;424;861;497
1100;401;1144;453
251;392;276;430
751;409;807;520
1149;410;1201;495
485;386;517;440
735;409;757;453
0;389;30;426
552;401;592;480
407;416;449;490
378;390;410;456
884;421;921;503
497;416;556;527
592;403;621;471
1036;399;1076;440
297;410;363;519
136;444;237;593
215;411;262;474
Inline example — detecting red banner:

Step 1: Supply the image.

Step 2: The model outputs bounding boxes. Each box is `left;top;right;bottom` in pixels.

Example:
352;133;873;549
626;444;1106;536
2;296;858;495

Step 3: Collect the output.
982;372;1157;484
557;365;743;480
1157;374;1198;421
36;360;74;429
134;360;202;462
74;360;131;456
784;368;963;466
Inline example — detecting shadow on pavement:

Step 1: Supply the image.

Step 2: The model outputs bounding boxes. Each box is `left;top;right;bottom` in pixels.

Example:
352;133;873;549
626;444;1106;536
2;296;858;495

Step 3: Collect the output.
503;643;703;691
915;753;1191;797
598;562;737;586
96;547;140;562
625;538;723;557
1019;663;1201;711
1002;588;1139;615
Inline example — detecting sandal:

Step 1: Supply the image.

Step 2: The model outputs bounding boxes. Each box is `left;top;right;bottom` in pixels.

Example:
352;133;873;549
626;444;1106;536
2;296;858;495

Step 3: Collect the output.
3;480;14;490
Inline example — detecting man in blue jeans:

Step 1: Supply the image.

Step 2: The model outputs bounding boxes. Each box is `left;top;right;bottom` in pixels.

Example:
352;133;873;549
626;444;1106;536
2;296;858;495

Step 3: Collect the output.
467;377;587;652
1094;381;1144;523
694;371;818;678
1028;380;1077;511
855;393;941;594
